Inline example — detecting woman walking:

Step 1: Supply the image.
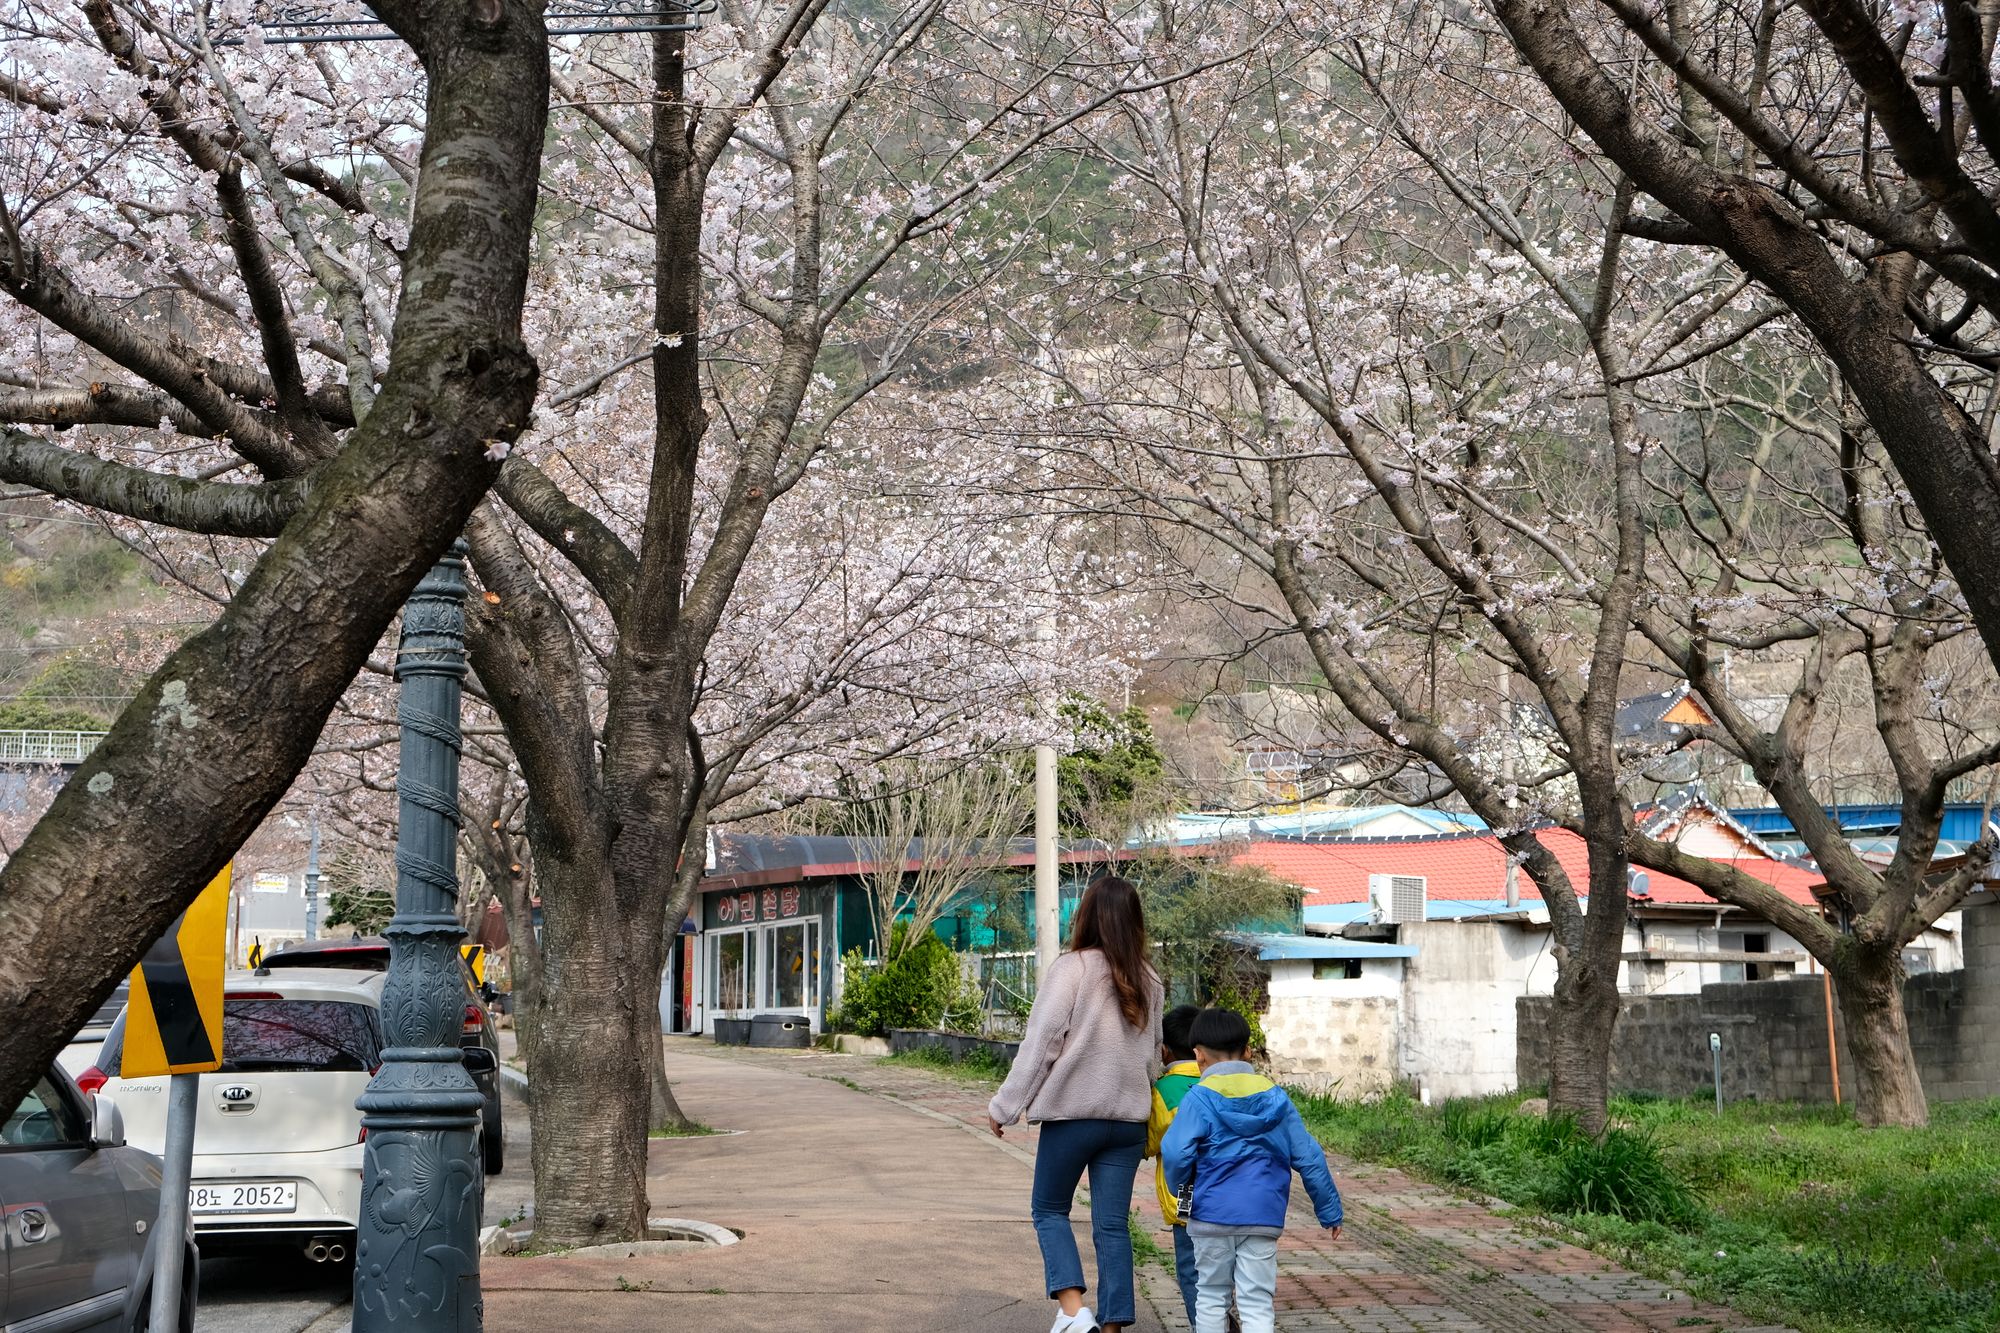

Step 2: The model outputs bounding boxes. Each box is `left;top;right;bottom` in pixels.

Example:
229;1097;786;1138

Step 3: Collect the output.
986;876;1163;1333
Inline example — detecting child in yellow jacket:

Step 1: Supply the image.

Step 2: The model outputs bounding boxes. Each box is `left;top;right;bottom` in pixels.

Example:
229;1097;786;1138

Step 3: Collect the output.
1146;1005;1205;1329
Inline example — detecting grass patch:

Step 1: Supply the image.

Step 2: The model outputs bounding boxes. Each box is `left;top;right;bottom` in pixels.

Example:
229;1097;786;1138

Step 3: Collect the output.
1293;1087;2000;1333
649;1121;718;1138
881;1042;1010;1085
1129;1211;1169;1269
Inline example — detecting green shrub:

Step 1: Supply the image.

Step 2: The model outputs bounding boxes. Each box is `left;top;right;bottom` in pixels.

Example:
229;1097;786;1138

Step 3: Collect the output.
1543;1127;1705;1226
1207;986;1267;1053
830;924;979;1036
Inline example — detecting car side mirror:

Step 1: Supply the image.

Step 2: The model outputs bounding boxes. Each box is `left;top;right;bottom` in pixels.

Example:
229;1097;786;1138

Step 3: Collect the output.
461;1047;497;1075
90;1095;125;1149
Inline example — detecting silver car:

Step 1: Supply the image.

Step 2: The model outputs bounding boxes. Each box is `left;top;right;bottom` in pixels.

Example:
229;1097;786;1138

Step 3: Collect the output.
1;1064;197;1331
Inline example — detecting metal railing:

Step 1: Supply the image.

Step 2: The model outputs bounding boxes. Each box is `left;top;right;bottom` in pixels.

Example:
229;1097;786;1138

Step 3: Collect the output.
0;730;107;764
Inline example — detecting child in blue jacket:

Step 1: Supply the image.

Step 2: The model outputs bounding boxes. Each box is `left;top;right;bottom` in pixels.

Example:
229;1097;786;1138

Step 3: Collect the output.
1160;1008;1342;1333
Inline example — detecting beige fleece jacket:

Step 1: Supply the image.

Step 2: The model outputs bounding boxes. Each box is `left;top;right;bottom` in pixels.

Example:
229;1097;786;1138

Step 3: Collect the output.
988;948;1163;1126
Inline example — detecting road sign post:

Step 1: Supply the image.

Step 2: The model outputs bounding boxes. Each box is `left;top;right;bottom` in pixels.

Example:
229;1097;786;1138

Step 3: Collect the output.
150;1072;200;1330
353;542;483;1332
1709;1031;1724;1114
124;865;230;1333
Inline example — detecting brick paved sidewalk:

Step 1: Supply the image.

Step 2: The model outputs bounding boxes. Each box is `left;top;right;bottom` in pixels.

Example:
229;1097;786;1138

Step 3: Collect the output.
692;1040;1796;1333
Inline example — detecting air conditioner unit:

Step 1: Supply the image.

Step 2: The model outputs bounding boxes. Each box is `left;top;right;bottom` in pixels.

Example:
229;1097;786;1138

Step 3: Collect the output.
1368;873;1427;924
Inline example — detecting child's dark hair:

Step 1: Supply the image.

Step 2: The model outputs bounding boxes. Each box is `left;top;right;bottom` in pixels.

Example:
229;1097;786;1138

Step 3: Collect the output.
1191;1006;1252;1056
1161;1004;1202;1060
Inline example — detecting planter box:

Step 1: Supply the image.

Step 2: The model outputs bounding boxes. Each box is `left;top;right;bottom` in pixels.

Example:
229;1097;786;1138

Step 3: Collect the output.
713;1018;752;1046
887;1029;1020;1068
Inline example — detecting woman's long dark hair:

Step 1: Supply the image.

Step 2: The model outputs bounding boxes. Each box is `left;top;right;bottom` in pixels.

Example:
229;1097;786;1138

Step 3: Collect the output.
1069;875;1153;1029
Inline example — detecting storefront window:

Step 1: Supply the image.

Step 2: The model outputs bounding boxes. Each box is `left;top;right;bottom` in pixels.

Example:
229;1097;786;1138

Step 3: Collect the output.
711;930;756;1011
764;921;820;1011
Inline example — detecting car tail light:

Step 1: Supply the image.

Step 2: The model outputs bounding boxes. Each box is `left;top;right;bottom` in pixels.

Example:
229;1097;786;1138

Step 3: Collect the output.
75;1065;108;1095
463;1004;484;1036
357;1127;368;1144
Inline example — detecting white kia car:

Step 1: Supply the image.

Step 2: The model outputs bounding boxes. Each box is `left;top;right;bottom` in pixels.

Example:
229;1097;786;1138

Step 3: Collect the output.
81;967;495;1262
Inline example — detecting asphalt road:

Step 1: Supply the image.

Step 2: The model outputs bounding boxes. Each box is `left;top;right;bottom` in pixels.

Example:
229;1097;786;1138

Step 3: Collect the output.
193;1078;533;1333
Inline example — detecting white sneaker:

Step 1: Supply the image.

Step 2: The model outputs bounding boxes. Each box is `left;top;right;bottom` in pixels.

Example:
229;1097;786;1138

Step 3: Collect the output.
1050;1308;1099;1333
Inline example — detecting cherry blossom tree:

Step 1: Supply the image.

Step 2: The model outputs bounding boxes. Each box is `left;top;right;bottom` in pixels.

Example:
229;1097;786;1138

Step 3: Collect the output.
0;0;549;1114
426;0;1205;1240
1489;0;2000;677
1627;352;2000;1126
941;0;1920;1131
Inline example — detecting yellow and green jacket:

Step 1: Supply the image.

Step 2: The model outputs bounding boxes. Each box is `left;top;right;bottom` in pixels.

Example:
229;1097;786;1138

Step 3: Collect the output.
1145;1060;1203;1224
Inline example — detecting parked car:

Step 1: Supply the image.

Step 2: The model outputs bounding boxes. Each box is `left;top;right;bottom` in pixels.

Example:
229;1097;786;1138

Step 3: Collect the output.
259;936;506;1173
86;968;484;1261
57;980;130;1079
2;1062;197;1331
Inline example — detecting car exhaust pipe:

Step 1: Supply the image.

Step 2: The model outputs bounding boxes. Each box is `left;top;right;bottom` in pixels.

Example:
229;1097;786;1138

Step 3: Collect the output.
305;1240;330;1263
326;1242;347;1263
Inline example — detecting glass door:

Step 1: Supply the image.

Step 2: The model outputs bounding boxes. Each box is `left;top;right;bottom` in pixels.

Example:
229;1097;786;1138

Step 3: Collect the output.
709;928;757;1013
762;920;821;1013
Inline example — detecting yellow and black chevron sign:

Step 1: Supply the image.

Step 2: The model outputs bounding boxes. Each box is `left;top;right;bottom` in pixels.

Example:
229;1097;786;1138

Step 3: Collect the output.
461;943;486;987
122;865;231;1079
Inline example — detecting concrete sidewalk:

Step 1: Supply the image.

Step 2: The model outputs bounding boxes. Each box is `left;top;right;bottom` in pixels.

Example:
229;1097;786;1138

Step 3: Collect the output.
656;1040;1800;1328
588;1041;1800;1333
480;1039;1138;1331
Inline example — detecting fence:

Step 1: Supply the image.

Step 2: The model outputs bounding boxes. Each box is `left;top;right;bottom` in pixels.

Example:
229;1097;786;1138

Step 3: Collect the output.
0;730;106;764
1517;899;2000;1104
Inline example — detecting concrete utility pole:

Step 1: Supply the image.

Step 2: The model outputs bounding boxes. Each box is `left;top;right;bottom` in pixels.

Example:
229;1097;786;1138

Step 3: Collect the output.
1034;744;1060;981
304;805;321;942
353;542;484;1331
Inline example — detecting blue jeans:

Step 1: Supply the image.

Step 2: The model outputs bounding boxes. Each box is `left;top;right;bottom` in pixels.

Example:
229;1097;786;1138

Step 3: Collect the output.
1172;1224;1199;1327
1191;1232;1278;1333
1030;1118;1147;1325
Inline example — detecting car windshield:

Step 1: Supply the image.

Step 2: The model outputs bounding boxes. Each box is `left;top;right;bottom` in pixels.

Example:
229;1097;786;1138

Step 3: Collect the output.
98;998;382;1074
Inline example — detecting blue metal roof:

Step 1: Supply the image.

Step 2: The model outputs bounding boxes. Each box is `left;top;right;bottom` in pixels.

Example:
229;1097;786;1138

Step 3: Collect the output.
1302;900;1551;927
1730;802;1994;845
1226;931;1417;960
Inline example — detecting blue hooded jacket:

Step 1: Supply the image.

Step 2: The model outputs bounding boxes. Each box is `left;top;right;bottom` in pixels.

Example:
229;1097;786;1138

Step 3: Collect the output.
1159;1063;1343;1232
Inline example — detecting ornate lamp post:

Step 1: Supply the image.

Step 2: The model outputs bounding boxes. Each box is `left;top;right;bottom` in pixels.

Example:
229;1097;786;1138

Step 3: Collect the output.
353;541;485;1331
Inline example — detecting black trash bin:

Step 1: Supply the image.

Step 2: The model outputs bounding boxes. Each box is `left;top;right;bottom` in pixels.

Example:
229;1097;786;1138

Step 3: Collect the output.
748;1012;811;1049
713;1018;752;1046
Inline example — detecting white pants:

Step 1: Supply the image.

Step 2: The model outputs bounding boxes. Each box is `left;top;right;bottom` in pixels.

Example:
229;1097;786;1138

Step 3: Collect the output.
1190;1231;1278;1333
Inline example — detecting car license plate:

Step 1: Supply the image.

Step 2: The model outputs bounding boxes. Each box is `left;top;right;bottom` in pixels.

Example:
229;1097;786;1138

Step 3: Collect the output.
190;1181;297;1215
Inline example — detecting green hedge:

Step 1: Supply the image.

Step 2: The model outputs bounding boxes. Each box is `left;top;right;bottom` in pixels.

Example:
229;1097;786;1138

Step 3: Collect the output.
830;923;980;1036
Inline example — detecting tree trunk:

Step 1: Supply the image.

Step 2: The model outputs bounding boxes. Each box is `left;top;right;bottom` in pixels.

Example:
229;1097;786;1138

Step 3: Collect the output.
1543;808;1632;1139
1546;945;1621;1137
525;858;653;1245
1833;942;1929;1128
483;828;543;1075
649;1038;696;1133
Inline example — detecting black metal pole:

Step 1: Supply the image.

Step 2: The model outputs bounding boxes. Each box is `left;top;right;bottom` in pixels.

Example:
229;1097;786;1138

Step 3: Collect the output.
354;541;484;1331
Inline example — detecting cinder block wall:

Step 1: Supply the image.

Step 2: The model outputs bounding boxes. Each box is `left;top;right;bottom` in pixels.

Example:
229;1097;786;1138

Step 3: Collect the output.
1516;899;1999;1103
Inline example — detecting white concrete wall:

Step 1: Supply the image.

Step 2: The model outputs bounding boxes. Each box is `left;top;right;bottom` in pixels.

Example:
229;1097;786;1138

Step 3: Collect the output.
1262;958;1402;1093
1397;921;1557;1099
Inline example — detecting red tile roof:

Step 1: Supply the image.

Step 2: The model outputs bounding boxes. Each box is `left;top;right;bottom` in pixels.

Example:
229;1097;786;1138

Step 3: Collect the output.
1233;828;1823;909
